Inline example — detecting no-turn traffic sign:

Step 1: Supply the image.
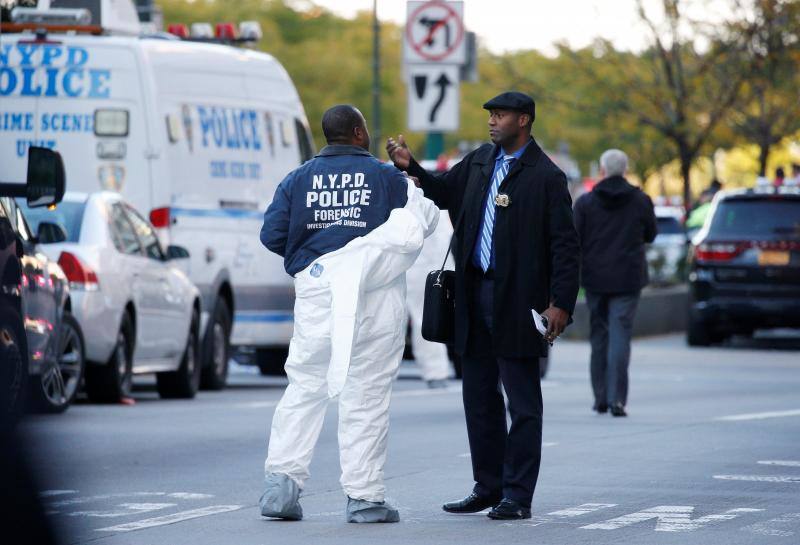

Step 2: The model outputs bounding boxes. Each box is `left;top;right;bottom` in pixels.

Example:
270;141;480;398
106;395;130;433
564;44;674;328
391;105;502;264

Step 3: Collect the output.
404;1;466;64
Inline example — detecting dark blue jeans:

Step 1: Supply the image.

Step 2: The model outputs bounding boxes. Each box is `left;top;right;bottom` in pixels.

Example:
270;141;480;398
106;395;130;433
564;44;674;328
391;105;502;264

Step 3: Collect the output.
585;290;640;407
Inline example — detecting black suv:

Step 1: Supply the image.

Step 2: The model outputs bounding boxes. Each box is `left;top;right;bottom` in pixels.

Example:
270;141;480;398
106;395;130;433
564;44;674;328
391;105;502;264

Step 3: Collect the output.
687;186;800;345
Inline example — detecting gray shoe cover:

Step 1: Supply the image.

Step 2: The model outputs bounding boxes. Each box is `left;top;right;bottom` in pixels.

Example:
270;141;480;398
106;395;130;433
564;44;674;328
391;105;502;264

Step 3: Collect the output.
260;473;303;520
346;496;400;523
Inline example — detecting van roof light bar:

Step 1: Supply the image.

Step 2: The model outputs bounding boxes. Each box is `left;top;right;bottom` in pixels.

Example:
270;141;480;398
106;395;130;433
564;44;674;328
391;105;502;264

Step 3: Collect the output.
11;6;92;26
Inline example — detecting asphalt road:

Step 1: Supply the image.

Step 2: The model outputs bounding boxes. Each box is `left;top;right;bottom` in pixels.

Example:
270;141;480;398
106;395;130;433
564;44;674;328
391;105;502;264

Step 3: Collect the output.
17;332;800;545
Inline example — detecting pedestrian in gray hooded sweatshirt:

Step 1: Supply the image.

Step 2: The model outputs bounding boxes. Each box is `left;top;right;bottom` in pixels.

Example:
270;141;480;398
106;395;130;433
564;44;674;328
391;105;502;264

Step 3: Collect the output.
574;149;656;417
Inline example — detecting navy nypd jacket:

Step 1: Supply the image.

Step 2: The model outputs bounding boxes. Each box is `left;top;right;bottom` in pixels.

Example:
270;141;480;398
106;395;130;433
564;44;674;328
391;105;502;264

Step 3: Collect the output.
261;144;409;276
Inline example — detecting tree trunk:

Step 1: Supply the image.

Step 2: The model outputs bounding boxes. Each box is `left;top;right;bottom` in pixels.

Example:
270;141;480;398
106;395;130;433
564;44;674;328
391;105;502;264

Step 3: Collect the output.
758;140;770;177
680;155;692;211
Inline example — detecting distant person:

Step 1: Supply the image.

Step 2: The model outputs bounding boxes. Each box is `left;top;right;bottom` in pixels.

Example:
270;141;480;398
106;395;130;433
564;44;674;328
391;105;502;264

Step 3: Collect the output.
774;167;786;187
700;179;722;202
406;209;454;388
574;149;657;417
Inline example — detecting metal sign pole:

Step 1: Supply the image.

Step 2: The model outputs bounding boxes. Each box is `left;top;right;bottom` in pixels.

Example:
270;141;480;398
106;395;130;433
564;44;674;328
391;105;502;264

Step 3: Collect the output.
371;0;382;158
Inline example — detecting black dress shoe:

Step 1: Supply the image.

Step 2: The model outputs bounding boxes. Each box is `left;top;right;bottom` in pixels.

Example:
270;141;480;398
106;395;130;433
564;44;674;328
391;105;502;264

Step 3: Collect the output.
593;402;608;414
442;492;500;514
487;498;531;520
611;403;627;417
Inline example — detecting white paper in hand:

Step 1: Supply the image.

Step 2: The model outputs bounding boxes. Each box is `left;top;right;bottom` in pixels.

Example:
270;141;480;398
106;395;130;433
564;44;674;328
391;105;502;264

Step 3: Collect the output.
531;309;548;336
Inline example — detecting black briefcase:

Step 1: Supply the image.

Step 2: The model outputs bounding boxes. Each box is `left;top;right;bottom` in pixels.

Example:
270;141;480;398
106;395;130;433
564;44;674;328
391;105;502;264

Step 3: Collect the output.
420;207;464;344
421;268;456;343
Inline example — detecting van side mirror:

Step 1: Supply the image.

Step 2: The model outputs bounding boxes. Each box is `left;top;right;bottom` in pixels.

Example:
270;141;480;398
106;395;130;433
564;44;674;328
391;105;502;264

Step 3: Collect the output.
166;245;190;260
26;147;66;208
36;222;68;244
0;147;66;208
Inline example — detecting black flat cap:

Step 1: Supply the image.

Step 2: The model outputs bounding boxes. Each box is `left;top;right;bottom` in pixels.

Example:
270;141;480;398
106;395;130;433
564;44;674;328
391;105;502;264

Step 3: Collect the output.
483;91;535;121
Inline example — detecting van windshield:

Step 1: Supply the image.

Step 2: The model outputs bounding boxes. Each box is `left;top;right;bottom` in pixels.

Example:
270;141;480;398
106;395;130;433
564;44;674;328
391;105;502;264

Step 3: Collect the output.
17;199;86;243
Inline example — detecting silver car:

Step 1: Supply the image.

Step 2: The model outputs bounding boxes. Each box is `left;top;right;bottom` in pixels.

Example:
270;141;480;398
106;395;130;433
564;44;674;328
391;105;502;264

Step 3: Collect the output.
647;206;688;285
21;192;202;402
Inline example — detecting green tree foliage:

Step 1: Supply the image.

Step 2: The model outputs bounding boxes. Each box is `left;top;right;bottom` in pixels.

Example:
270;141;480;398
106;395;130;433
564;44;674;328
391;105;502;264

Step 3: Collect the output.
157;0;799;194
728;0;800;176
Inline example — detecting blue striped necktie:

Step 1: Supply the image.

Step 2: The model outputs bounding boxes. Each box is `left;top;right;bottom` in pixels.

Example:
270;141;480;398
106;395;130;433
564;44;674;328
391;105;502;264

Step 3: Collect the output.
479;155;514;272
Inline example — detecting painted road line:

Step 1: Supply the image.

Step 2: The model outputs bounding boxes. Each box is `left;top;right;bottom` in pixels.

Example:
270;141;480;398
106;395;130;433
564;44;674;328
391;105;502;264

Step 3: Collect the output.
49;492;170;507
70;503;176;518
714;475;800;483
97;505;243;532
758;460;800;468
167;493;215;499
548;503;617;518
743;512;800;538
582;506;763;532
715;409;800;421
47;491;215;508
40;490;77;497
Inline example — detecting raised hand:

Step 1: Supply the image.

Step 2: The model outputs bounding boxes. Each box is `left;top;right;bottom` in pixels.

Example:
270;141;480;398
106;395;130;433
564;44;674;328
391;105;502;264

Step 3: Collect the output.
386;135;412;170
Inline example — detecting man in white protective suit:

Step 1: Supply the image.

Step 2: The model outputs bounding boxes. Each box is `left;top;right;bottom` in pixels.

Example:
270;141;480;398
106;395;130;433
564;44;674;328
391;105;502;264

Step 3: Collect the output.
406;209;454;388
258;105;439;523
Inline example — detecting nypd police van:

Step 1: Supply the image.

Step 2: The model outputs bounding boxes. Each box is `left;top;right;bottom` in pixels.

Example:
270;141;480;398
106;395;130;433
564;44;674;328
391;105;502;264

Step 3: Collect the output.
1;0;315;387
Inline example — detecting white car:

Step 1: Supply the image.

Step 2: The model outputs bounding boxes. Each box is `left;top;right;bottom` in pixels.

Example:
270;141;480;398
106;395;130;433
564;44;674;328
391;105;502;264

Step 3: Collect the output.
647;205;688;285
20;192;202;402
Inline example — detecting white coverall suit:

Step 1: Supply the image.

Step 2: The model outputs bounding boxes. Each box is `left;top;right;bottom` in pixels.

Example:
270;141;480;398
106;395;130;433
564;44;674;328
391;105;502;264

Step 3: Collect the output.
265;179;439;502
405;210;454;381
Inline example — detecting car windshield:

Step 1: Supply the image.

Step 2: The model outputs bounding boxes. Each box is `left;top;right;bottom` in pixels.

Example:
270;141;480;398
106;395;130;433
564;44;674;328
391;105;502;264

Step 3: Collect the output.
709;198;800;239
17;199;86;243
657;217;684;235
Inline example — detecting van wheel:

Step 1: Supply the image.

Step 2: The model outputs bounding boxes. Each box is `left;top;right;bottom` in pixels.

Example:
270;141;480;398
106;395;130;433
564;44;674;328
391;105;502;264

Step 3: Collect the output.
85;312;134;403
30;313;85;413
1;309;28;425
256;348;288;376
157;310;200;399
200;299;230;390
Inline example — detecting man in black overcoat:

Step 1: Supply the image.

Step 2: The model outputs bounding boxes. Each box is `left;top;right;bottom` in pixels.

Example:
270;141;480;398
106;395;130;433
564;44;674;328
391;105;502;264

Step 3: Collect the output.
386;91;580;520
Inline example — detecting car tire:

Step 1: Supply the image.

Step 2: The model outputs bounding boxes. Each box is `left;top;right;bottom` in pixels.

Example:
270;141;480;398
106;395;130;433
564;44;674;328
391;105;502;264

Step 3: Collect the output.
156;310;201;399
200;299;231;390
85;312;134;403
29;313;85;414
1;309;28;426
256;347;288;376
687;314;713;346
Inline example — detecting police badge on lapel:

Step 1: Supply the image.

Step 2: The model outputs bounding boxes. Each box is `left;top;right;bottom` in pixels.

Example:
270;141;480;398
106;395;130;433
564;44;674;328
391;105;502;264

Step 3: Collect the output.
495;193;511;207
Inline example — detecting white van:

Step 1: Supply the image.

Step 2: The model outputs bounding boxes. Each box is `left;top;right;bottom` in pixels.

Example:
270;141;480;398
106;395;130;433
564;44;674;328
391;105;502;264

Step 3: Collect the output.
0;0;315;388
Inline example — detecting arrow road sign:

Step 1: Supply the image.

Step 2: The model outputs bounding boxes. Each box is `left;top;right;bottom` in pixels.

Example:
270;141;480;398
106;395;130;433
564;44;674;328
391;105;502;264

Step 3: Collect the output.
404;1;466;64
407;64;460;132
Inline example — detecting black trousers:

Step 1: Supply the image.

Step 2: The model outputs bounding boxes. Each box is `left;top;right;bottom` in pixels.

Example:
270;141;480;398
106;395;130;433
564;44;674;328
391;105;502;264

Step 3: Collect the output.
462;275;543;507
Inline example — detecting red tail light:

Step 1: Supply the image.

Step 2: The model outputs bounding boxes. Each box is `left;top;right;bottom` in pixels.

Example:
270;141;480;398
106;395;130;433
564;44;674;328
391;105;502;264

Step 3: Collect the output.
149;207;171;228
58;252;99;291
695;241;750;262
215;22;237;40
167;24;189;38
